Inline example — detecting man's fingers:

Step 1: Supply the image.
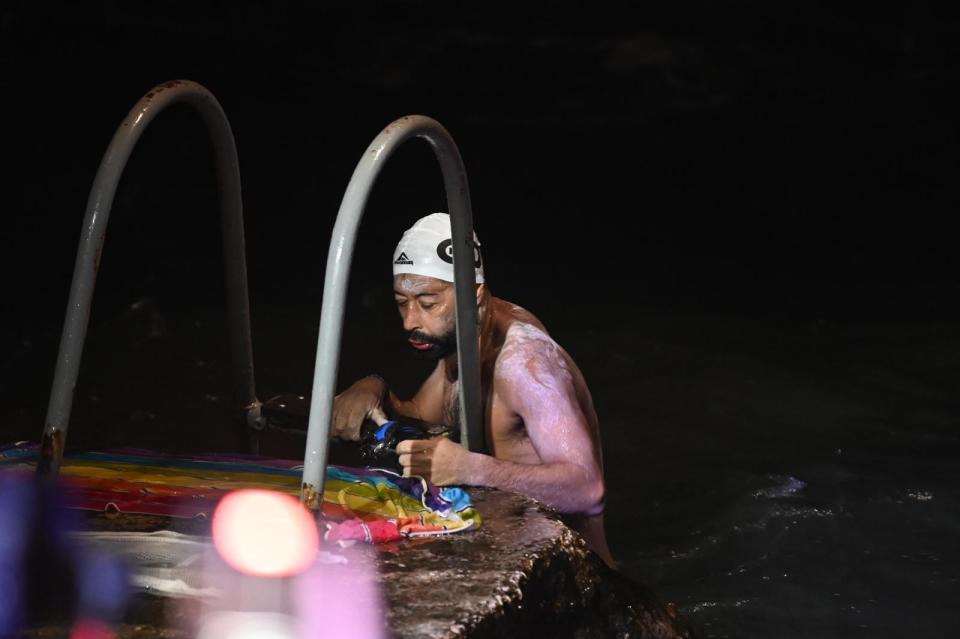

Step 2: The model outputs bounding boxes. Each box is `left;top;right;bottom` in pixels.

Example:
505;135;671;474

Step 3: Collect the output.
368;406;389;426
397;452;427;468
398;449;434;481
402;465;431;480
331;409;363;441
397;439;438;453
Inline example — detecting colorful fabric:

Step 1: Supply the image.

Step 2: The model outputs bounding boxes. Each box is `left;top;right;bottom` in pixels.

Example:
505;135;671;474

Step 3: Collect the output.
0;442;480;543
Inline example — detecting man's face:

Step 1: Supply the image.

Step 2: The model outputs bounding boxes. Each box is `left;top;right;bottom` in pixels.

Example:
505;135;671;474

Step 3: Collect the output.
393;274;457;359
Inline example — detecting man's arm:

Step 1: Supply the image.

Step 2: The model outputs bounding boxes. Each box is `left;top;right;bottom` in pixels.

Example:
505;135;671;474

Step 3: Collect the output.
398;336;605;515
331;363;447;440
382;362;447;425
468;452;604;516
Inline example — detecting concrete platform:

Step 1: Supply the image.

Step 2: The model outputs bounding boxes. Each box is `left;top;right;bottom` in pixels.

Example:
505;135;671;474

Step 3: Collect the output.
376;489;692;639
24;490;692;638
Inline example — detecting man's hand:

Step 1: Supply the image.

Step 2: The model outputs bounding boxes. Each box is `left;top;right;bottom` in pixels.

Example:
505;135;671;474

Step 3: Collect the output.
396;437;474;485
331;375;389;441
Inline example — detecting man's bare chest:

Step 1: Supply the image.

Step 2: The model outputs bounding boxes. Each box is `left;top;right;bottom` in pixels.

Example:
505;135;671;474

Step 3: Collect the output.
439;379;533;459
439;380;460;428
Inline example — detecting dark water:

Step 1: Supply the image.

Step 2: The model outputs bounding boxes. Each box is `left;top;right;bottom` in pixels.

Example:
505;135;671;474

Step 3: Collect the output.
2;3;959;637
585;316;960;637
4;299;958;637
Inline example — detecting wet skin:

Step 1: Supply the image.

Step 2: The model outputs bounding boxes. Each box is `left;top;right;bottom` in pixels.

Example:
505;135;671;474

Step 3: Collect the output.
332;274;614;567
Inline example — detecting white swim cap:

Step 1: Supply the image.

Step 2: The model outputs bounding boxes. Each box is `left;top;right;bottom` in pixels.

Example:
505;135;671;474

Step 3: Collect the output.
393;213;484;283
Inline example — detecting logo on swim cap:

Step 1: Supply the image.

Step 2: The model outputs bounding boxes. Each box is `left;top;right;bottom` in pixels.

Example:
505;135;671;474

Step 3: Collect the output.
393;212;484;284
436;239;482;268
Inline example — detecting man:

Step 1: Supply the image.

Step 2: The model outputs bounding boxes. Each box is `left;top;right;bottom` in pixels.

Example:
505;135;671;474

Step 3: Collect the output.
331;213;613;566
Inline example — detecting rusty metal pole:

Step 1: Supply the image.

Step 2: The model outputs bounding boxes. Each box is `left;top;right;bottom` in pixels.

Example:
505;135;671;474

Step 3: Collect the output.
300;115;483;510
38;80;259;478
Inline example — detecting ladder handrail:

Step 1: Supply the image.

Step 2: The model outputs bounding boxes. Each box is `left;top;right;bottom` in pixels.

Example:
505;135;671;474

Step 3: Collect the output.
38;80;259;478
300;115;483;510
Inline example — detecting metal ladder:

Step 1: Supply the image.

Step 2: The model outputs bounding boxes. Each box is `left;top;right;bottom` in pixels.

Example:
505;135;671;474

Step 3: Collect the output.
37;83;483;513
37;80;258;477
300;115;484;510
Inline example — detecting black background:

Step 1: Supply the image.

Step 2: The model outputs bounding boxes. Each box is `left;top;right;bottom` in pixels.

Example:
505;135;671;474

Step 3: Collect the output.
2;3;960;634
5;1;957;316
2;1;958;453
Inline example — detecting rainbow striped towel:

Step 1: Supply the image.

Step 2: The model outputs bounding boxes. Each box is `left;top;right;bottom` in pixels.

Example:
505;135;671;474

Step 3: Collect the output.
0;442;480;543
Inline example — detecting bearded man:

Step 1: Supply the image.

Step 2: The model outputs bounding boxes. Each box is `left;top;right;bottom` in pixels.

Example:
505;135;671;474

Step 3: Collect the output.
332;213;613;566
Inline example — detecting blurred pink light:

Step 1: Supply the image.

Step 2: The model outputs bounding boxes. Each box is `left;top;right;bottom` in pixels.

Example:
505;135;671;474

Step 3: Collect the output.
212;490;319;578
69;619;116;639
294;547;385;639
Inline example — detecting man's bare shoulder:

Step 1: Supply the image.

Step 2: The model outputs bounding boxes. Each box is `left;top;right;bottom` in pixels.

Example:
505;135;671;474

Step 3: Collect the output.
490;296;548;334
494;321;573;400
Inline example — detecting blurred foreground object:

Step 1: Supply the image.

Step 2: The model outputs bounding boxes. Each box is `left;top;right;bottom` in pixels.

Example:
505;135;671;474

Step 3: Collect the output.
0;472;129;638
198;488;384;639
212;490;319;578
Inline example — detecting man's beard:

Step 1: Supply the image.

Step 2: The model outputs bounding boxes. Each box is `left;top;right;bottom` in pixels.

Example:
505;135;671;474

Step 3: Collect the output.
407;328;457;360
